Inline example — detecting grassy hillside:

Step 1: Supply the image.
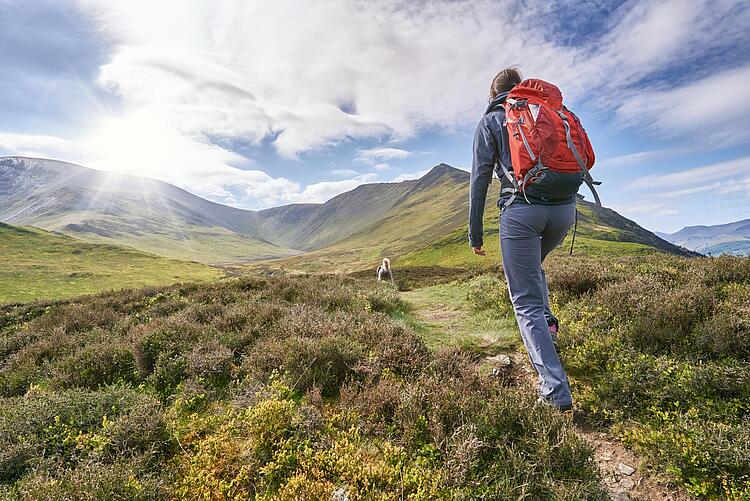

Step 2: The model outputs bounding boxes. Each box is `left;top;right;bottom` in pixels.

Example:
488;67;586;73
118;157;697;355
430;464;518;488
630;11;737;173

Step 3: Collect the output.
0;223;224;304
251;174;694;275
397;199;694;270
3;157;691;269
0;274;606;499
253;166;479;273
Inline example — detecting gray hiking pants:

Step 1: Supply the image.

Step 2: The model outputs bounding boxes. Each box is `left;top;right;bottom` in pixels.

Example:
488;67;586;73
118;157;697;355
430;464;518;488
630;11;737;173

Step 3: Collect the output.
500;201;576;407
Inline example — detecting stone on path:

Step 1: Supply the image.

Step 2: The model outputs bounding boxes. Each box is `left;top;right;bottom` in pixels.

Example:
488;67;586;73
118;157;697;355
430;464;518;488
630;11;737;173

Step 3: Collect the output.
487;354;512;366
613;492;631;501
618;462;636;476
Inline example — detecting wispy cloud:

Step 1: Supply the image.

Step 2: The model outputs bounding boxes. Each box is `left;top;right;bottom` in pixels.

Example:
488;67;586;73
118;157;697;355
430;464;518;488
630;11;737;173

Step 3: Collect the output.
356;147;412;162
0;133;74;158
4;0;748;212
78;0;750;161
616;64;750;147
627;155;750;190
614;200;682;217
598;148;681;168
619;155;750;223
293;173;379;203
331;168;359;177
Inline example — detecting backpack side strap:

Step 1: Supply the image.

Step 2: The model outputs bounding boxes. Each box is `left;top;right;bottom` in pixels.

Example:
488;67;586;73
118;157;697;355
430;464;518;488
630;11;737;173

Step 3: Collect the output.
497;159;520;209
556;111;602;206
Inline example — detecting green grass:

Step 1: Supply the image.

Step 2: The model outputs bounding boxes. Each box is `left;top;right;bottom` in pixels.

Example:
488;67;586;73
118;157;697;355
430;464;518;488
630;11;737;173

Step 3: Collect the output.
0;223;224;304
396;221;657;269
399;280;519;354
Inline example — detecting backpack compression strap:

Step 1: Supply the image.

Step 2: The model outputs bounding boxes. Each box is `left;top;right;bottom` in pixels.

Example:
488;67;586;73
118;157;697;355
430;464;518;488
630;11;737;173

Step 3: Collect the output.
557;111;602;206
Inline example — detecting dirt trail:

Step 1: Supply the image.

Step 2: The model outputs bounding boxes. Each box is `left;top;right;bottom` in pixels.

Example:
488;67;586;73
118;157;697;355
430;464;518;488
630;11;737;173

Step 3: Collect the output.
404;293;694;501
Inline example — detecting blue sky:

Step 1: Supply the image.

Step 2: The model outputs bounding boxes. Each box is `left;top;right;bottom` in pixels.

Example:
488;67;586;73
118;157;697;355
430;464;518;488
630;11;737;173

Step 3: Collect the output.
1;0;749;233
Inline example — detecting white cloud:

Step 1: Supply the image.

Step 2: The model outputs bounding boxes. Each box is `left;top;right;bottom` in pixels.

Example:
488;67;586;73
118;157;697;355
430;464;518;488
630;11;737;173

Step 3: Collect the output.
75;0;610;161
0;133;74;158
615;200;682;218
619;155;750;222
598;149;679;168
616;64;750;147
356;147;412;162
0;116;376;209
331;168;358;177
10;0;746;210
294;173;379;203
628;155;750;190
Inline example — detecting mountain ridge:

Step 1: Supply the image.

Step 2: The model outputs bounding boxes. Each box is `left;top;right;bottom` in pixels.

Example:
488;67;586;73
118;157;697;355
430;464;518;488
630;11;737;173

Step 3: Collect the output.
1;156;693;266
659;218;750;256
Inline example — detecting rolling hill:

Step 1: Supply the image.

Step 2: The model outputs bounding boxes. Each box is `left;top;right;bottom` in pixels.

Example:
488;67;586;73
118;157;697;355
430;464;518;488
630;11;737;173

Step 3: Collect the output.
0;222;223;304
2;156;692;272
0;157;292;264
658;218;750;256
250;169;697;272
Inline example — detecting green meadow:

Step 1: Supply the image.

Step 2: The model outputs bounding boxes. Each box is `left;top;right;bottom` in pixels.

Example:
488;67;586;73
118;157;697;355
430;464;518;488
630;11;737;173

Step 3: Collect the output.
0;223;224;304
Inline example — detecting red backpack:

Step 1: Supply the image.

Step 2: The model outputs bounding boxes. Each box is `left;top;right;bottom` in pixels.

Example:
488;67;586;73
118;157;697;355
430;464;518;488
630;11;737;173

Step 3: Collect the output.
500;79;601;207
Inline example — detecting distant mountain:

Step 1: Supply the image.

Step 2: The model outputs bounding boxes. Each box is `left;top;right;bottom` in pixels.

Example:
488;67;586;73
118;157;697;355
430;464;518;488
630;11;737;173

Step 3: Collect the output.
1;156;692;268
659;219;750;256
0;157;291;264
255;163;474;256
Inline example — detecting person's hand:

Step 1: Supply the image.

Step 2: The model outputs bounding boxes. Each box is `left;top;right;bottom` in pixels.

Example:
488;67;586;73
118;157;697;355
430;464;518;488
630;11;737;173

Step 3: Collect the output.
472;246;486;256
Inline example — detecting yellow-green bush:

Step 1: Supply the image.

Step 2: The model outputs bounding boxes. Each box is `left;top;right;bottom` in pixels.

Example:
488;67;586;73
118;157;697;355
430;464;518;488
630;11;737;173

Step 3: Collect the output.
557;255;750;497
0;274;606;498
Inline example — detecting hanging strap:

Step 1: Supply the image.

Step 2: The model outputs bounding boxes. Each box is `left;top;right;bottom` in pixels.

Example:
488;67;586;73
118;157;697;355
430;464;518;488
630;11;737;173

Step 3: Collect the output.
557;111;602;206
569;203;578;256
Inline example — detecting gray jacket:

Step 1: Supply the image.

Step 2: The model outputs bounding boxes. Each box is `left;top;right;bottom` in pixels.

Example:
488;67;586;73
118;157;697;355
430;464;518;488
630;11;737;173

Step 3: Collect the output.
468;92;574;248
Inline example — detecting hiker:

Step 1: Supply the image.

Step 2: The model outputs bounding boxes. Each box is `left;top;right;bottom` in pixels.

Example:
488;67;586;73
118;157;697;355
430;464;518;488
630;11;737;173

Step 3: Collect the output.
468;68;599;413
376;258;394;284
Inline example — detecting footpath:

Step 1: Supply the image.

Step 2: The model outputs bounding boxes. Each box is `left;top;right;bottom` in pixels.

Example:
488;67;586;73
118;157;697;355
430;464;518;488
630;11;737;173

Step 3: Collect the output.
401;284;694;501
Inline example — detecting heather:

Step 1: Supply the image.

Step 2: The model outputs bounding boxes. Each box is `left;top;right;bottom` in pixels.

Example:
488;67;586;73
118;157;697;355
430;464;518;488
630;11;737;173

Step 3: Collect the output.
0;274;604;499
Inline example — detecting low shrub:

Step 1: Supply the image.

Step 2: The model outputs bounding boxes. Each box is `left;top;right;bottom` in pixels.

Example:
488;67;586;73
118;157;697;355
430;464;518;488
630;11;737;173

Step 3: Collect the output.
0;387;167;483
466;275;514;317
50;342;139;390
557;255;750;496
1;272;608;498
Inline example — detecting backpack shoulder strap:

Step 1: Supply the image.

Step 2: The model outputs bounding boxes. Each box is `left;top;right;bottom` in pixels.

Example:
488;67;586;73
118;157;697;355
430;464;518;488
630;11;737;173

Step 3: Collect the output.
556;110;602;206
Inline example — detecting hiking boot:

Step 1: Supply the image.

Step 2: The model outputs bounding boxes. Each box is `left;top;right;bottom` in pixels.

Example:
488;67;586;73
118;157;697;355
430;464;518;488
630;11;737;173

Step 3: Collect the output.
536;396;573;415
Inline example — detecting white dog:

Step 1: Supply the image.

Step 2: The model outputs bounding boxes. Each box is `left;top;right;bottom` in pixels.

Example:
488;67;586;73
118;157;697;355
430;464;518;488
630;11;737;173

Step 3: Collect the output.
376;258;394;284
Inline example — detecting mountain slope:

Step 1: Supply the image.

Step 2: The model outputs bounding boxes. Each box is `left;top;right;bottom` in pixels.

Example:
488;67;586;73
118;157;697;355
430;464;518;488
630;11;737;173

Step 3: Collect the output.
253;164;471;252
395;197;698;269
2;157;691;271
0;157;293;264
660;219;750;256
249;169;695;273
0;222;223;304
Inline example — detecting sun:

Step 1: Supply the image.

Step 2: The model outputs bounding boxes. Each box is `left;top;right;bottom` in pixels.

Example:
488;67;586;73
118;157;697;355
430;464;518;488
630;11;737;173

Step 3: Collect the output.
81;111;188;179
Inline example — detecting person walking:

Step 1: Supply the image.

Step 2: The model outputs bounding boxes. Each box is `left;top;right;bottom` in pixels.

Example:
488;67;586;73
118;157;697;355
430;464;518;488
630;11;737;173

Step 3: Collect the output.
468;68;599;413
